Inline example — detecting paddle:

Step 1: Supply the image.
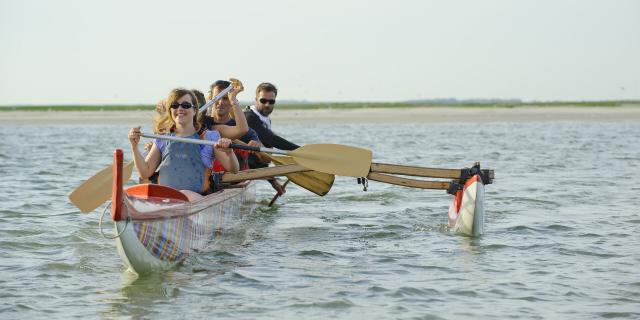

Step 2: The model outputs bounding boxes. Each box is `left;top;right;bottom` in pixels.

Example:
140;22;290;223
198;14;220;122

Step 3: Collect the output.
69;86;234;213
198;81;233;113
231;139;334;196
141;133;373;177
268;179;289;207
269;155;334;196
69;152;137;213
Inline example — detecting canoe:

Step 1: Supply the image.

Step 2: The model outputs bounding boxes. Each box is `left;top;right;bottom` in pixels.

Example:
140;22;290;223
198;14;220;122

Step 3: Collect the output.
105;148;491;274
447;173;485;237
108;149;256;275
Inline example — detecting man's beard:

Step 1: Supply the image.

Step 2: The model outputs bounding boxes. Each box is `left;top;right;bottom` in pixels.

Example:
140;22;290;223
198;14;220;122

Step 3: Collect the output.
259;108;271;117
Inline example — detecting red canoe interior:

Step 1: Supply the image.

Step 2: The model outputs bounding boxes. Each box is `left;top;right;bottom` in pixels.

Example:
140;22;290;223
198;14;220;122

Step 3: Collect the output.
125;184;189;202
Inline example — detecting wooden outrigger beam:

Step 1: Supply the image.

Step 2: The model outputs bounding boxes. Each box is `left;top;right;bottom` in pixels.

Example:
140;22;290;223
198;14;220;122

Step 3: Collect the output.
367;173;450;190
222;164;309;183
370;163;494;184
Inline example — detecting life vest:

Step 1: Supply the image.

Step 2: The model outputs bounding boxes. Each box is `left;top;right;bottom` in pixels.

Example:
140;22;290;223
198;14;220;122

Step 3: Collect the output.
212;149;250;172
156;132;213;194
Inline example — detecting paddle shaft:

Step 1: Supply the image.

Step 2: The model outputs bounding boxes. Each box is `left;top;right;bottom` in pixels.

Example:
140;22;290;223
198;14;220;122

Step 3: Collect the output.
268;179;290;207
198;82;233;113
141;133;288;155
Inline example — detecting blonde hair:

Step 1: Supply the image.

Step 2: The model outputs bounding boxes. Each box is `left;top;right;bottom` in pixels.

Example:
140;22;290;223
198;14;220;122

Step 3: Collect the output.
154;88;200;134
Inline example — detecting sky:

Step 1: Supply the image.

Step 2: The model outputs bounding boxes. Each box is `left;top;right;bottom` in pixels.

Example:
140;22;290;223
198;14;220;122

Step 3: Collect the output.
1;0;639;105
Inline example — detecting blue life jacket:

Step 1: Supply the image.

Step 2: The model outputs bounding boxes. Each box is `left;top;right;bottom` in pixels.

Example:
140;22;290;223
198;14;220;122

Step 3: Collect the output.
157;133;208;193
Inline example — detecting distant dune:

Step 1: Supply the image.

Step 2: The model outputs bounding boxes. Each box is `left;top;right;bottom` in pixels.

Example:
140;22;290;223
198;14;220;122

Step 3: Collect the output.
2;105;640;125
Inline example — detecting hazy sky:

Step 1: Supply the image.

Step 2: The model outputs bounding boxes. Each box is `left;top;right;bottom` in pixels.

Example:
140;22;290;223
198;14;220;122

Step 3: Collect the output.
1;0;638;105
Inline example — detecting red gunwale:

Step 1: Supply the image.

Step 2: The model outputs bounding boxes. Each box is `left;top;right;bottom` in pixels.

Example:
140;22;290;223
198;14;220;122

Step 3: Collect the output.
111;149;124;221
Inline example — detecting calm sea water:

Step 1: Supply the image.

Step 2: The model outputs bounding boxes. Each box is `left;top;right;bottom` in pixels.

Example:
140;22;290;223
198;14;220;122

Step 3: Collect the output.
1;121;639;319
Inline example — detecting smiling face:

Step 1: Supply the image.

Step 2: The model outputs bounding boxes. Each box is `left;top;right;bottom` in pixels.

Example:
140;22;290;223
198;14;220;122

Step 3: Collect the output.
171;94;195;127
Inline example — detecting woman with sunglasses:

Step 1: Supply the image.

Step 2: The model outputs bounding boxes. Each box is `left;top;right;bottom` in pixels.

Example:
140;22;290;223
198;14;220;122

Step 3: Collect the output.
128;88;239;201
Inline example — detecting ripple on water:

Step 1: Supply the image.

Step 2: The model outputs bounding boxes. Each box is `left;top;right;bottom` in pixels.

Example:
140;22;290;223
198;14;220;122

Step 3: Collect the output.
391;287;442;298
298;250;336;258
289;299;355;309
362;231;401;239
545;224;574;231
599;312;640;319
557;248;623;258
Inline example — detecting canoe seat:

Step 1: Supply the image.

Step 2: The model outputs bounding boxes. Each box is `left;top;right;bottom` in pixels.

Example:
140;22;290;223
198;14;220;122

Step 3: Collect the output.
125;184;189;201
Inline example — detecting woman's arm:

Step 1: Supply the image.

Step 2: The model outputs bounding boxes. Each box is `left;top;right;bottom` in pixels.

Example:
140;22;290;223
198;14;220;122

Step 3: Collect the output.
128;126;161;179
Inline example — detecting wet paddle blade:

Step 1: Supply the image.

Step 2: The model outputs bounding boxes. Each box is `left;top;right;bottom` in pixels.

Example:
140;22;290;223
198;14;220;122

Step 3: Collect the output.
270;156;334;196
68;160;134;213
289;144;372;177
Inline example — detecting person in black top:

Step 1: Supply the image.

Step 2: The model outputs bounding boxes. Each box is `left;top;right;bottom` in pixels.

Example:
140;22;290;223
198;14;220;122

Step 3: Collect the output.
244;82;299;150
244;82;298;195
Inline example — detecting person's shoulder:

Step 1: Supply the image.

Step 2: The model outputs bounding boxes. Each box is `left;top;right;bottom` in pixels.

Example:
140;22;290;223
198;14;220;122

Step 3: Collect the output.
244;106;256;117
202;129;221;141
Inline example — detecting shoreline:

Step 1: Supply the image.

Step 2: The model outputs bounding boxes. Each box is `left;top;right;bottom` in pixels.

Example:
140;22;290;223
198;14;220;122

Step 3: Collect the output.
2;106;640;124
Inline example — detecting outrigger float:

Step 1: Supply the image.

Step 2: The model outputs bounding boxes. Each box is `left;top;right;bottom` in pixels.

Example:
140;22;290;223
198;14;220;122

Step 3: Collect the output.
102;146;493;274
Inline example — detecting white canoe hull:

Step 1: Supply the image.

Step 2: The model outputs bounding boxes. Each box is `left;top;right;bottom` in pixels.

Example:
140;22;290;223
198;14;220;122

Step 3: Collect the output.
448;174;485;237
113;182;256;275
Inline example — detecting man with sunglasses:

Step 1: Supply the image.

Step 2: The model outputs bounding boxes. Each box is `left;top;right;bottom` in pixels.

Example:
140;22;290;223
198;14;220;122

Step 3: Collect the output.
244;82;299;195
245;82;299;150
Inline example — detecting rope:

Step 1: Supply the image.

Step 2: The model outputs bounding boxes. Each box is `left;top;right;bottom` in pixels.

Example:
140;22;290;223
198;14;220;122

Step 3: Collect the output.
99;201;129;239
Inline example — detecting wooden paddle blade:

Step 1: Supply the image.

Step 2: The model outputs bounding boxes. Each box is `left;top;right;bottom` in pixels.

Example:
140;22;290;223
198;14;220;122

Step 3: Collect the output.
68;161;134;213
270;156;334;196
290;144;372;177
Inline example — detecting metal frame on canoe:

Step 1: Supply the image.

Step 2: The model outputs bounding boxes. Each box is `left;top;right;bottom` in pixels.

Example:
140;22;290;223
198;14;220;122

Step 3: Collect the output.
108;149;256;275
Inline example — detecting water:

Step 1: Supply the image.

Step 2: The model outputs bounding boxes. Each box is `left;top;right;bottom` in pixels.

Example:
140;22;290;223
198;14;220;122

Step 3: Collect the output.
1;121;639;319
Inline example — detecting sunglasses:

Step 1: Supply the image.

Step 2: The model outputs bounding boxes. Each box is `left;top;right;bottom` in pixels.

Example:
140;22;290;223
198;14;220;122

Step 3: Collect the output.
259;98;276;105
170;102;194;109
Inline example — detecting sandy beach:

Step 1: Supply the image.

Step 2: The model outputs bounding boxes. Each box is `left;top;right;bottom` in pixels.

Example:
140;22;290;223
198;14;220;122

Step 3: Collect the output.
1;106;640;125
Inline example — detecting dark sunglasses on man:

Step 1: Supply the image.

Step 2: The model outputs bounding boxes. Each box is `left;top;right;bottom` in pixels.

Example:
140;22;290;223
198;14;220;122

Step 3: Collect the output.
170;102;194;109
259;98;276;105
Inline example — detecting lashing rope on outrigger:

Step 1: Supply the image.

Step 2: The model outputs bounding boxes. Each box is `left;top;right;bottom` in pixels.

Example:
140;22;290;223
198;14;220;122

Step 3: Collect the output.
99;201;130;239
446;162;493;195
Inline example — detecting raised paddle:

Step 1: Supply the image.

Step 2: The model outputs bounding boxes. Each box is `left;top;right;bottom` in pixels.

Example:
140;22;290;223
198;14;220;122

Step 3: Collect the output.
69;86;235;213
198;80;233;113
141;133;373;177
